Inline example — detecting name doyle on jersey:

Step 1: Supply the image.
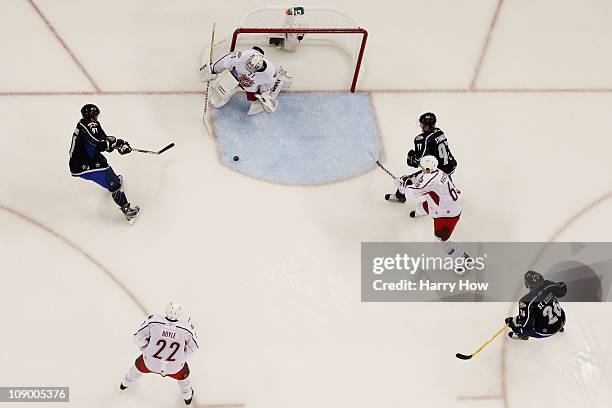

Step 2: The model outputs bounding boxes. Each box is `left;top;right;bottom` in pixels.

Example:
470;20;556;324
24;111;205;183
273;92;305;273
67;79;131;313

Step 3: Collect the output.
372;279;489;292
161;330;177;339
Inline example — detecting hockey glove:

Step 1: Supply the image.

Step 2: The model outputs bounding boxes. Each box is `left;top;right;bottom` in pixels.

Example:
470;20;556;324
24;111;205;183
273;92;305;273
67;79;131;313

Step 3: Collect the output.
407;150;419;167
138;337;150;351
106;136;117;152
116;139;132;155
399;175;413;188
505;317;520;332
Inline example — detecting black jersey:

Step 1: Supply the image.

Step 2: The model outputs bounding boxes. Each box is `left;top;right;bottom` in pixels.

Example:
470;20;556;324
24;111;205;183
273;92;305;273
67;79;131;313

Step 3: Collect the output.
69;119;111;175
515;280;567;335
407;128;457;175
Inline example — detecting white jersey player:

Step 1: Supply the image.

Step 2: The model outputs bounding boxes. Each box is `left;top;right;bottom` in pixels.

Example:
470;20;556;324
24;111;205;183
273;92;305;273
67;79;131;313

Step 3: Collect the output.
392;156;470;271
120;302;199;405
199;47;291;115
397;155;462;224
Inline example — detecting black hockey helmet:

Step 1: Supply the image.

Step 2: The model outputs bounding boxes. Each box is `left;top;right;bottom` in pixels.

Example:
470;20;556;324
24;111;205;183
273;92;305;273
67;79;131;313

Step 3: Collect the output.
524;270;544;288
252;46;265;55
81;104;100;120
419;112;437;127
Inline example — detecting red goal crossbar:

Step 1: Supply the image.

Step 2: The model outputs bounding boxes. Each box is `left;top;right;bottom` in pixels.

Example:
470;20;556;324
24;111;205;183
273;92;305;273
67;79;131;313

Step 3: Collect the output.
230;28;368;92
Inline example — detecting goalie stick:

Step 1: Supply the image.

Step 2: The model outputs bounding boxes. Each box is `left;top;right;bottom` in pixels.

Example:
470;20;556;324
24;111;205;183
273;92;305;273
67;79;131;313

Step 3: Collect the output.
132;143;175;155
203;23;216;117
455;323;508;360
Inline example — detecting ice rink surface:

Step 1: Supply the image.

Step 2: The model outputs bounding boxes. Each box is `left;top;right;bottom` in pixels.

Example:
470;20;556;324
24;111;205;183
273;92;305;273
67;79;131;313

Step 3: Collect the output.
213;92;381;184
1;0;612;407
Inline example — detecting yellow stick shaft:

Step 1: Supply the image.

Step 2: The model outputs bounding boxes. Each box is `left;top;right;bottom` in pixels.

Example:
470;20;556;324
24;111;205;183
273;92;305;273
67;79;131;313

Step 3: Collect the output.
470;323;509;357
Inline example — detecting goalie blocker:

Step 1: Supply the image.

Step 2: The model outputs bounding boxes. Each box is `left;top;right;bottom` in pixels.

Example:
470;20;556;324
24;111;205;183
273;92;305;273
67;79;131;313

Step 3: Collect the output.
200;47;292;116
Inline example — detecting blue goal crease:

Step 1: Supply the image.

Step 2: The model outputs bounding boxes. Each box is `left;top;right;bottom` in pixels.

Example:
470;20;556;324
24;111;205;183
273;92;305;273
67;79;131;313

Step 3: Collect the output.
212;92;382;185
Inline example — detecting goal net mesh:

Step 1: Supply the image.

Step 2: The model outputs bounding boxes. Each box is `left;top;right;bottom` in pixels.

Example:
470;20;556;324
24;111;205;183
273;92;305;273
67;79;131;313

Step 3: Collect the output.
236;7;363;60
205;6;367;92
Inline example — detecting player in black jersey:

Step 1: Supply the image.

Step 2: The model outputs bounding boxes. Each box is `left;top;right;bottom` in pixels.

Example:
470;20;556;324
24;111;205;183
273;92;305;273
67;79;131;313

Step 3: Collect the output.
386;112;458;203
408;112;457;175
69;104;140;224
505;270;567;340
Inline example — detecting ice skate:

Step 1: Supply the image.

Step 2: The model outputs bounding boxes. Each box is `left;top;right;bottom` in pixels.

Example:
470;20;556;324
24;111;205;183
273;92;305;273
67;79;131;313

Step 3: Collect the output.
184;389;193;405
508;332;529;340
121;204;140;225
385;193;406;203
454;253;474;277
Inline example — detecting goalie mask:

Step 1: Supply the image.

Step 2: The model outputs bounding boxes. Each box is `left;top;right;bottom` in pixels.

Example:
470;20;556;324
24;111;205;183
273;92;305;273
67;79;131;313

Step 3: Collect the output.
245;54;265;73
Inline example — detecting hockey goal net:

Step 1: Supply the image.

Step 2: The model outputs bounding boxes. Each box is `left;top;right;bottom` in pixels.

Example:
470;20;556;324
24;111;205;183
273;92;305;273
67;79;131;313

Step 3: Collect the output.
228;6;368;92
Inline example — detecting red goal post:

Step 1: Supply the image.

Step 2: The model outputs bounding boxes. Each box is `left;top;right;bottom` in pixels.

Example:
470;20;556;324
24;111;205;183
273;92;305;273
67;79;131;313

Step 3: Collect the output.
229;7;368;92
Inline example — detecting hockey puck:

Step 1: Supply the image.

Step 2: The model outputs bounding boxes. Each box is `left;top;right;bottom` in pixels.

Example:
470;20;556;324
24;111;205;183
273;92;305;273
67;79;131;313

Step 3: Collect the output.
233;156;239;161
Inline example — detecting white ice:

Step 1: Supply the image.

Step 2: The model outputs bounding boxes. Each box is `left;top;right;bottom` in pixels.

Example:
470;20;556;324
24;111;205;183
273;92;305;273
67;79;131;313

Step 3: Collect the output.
1;1;612;408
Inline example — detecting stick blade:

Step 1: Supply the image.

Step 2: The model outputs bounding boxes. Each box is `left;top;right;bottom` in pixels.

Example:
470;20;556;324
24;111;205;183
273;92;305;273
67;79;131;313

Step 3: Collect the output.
455;353;473;360
158;143;175;154
369;148;384;164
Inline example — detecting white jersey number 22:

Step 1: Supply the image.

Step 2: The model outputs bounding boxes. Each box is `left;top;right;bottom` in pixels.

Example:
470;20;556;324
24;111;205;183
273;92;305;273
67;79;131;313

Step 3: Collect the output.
152;339;180;362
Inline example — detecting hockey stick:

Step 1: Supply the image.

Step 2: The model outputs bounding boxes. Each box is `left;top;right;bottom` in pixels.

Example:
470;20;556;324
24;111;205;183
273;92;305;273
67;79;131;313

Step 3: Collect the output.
370;149;397;180
132;143;175;155
455;323;509;360
203;23;216;118
376;160;397;180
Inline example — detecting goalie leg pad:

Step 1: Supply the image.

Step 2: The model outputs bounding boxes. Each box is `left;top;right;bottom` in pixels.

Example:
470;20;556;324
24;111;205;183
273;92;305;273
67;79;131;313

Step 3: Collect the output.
255;92;278;114
246;71;288;115
246;92;277;116
209;69;240;108
274;67;293;92
247;100;264;116
244;68;289;115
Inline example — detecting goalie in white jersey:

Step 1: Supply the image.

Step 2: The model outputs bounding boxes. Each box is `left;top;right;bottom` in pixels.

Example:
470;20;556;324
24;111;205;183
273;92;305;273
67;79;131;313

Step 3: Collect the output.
120;302;199;405
199;47;291;115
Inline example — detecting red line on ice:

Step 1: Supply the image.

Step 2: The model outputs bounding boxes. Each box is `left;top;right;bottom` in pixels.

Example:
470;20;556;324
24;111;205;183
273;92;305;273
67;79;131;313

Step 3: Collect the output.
26;0;101;92
499;189;612;408
0;206;248;408
4;88;612;96
0;203;149;316
470;0;506;90
457;395;502;401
